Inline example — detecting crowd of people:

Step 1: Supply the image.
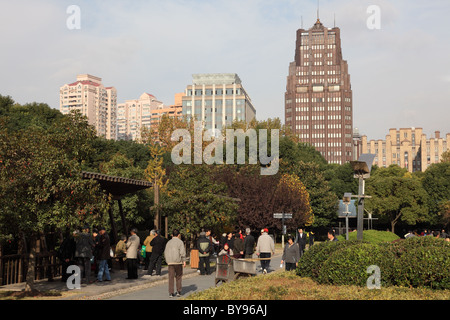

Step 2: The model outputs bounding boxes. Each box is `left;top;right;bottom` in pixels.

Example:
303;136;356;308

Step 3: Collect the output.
58;225;113;284
58;224;315;290
58;225;187;296
196;226;317;274
58;223;448;297
404;228;450;240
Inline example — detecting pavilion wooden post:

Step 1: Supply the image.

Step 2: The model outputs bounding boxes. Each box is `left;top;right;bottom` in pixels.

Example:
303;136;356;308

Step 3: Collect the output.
118;199;128;237
165;216;168;239
108;201;118;243
0;243;3;285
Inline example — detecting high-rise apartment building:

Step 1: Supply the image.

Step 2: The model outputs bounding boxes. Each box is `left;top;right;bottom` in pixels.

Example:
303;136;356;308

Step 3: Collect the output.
150;93;184;128
59;74;117;140
181;73;256;134
117;93;164;141
362;128;449;172
285;18;353;164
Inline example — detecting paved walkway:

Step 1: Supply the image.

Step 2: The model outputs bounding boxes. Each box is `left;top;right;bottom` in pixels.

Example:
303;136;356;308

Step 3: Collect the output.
0;263;197;300
108;253;283;300
0;252;283;300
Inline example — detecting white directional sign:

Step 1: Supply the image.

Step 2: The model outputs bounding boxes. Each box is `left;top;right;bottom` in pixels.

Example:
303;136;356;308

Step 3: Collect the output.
273;213;292;219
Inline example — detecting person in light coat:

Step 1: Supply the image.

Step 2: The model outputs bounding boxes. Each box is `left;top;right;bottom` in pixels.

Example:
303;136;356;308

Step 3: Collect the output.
164;229;186;297
256;228;275;274
125;228;140;279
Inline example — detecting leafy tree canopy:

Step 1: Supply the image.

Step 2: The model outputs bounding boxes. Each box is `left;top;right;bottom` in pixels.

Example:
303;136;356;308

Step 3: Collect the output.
365;165;429;233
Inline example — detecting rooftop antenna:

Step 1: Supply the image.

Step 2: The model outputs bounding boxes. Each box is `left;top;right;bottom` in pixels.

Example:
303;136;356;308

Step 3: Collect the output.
301;15;303;29
317;0;320;22
334;13;336;27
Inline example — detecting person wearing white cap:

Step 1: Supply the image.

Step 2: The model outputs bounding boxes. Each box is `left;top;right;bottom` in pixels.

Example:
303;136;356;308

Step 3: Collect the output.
256;228;274;274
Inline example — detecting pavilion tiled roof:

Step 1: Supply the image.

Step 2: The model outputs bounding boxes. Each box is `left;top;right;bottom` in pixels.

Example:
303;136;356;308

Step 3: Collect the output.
82;171;152;197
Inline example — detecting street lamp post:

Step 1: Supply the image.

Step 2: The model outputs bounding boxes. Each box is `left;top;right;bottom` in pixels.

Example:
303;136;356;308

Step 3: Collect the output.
350;154;375;241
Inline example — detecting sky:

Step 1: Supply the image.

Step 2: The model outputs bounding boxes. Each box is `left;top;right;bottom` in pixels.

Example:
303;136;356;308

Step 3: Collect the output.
1;0;449;140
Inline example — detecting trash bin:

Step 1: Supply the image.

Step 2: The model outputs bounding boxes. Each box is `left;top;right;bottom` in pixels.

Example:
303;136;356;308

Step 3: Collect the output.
215;254;234;285
190;249;199;269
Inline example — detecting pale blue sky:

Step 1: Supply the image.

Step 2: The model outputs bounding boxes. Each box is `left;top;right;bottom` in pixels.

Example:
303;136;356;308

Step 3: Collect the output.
1;0;449;140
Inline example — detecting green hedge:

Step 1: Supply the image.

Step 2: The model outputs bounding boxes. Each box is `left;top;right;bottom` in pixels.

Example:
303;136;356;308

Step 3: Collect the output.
390;236;450;290
297;240;365;279
317;243;396;287
389;235;449;256
336;229;400;243
297;232;450;290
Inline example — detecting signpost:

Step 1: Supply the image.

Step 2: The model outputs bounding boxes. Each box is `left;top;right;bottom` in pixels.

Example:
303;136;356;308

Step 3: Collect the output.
273;213;292;248
339;193;356;240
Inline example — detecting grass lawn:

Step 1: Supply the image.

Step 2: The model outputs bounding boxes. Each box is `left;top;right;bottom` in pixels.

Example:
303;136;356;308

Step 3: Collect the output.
186;270;450;300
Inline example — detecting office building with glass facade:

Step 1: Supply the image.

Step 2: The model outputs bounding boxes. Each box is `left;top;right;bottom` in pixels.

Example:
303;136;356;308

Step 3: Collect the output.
181;73;256;134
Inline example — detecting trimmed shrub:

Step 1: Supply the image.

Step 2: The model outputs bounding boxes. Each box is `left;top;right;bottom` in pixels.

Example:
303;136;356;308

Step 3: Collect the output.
389;236;450;258
390;237;450;290
296;240;365;279
298;235;450;290
317;242;396;287
393;246;450;290
337;229;400;244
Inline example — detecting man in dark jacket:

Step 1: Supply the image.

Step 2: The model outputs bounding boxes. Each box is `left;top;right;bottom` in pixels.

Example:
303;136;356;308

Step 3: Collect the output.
59;231;76;282
295;227;307;257
146;230;168;276
243;228;255;259
233;232;244;258
75;225;95;284
197;231;212;275
96;227;111;282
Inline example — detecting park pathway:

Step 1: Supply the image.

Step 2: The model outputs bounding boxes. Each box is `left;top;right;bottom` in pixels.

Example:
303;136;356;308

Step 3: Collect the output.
107;253;283;300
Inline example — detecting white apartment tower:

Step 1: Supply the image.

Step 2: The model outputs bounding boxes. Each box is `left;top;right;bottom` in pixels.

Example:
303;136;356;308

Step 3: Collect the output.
117;93;164;141
59;74;117;140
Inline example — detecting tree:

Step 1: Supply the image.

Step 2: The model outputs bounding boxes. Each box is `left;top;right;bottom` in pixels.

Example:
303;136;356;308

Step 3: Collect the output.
216;165;312;233
0;95;65;133
272;173;313;230
162;164;238;245
422;162;450;225
0;94;16;115
48;110;98;165
284;161;338;228
144;144;169;233
99;152;151;230
100;152;145;180
365;165;429;233
279;137;327;172
218;165;280;231
141;114;193;149
440;200;450;227
324;163;359;199
0;121;109;291
441;150;450;163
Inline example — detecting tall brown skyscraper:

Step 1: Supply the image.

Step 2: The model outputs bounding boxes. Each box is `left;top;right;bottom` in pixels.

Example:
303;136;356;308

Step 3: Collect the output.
285;18;353;164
